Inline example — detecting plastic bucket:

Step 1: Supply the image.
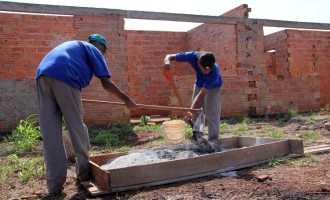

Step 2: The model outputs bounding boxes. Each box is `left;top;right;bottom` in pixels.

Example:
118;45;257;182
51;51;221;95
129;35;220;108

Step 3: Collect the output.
162;120;186;145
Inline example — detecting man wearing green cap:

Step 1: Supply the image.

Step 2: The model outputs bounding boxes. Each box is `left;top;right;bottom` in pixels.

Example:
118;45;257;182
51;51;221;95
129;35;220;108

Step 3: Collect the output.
36;33;136;195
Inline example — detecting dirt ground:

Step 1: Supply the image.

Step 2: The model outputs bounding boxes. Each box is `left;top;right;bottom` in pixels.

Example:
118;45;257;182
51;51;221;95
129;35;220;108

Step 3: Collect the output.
2;113;330;200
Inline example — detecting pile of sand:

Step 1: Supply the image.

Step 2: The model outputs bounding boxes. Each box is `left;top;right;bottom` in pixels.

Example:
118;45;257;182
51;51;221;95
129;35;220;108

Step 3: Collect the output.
100;145;201;170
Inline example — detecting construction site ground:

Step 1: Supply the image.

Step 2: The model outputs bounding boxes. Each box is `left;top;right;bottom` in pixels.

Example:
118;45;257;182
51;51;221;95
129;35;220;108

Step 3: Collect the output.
1;112;330;199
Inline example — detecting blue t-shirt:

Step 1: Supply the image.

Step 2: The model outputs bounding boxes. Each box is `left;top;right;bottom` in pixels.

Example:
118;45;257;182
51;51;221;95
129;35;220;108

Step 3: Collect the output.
36;41;110;90
175;51;222;90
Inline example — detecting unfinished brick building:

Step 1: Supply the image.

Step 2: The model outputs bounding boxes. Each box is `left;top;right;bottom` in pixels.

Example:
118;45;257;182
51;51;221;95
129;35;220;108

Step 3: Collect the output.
0;2;329;132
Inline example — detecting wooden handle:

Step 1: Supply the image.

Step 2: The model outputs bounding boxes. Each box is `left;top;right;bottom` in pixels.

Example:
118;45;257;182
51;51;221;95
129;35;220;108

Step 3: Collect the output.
81;99;199;112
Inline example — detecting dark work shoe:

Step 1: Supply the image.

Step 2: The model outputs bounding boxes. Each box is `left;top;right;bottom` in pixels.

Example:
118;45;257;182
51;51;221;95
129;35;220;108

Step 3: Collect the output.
77;170;91;182
42;191;65;200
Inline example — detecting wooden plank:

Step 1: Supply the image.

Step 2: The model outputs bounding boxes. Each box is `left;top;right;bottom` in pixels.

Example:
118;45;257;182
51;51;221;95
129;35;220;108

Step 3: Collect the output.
238;136;283;147
88;137;304;193
86;153;303;195
82;99;199;112
304;145;330;154
104;140;291;189
1;2;330;30
90;152;128;166
90;161;112;191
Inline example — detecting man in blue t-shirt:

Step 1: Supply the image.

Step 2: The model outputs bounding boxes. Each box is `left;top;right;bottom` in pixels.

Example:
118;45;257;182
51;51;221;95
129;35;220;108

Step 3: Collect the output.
36;34;136;195
164;51;223;142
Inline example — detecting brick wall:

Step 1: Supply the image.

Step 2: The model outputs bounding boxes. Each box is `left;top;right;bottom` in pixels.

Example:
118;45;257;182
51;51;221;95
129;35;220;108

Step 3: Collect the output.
0;11;76;131
125;30;189;117
0;11;131;132
75;14;131;124
183;4;267;117
264;29;329;112
1;4;330;133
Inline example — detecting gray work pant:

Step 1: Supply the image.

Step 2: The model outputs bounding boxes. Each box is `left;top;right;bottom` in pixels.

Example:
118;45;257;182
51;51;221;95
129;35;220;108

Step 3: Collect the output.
37;75;90;193
192;85;222;141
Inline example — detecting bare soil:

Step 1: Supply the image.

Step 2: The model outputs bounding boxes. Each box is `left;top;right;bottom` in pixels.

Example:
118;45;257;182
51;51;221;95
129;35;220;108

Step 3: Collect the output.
1;113;330;200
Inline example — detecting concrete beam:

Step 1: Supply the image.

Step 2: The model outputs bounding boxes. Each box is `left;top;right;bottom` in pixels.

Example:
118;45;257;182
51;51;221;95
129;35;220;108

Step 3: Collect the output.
1;1;330;30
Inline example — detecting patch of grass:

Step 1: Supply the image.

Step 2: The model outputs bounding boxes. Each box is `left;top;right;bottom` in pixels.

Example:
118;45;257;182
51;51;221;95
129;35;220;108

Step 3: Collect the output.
140;115;151;125
291;153;318;166
4;154;44;182
302;131;321;142
116;145;134;153
286;107;299;119
268;129;285;138
148;135;164;148
90;129;122;147
185;124;193;138
89;122;136;148
267;157;291;167
227;115;249;124
133;124;162;132
232;123;249;136
220;122;229;134
107;122;134;135
5;114;41;156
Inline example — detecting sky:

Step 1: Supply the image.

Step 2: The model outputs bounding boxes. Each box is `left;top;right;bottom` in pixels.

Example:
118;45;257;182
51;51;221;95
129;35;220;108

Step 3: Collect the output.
1;0;329;35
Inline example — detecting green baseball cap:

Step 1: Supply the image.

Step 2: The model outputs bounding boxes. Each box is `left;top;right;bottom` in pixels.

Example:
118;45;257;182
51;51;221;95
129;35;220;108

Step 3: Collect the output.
88;34;108;49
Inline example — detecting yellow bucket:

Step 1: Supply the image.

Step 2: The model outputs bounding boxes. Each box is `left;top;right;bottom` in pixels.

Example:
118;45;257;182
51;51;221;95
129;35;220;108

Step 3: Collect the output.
162;120;186;145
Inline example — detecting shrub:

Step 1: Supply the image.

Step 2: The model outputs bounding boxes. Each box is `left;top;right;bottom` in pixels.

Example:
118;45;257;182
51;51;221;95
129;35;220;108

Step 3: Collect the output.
6;114;41;155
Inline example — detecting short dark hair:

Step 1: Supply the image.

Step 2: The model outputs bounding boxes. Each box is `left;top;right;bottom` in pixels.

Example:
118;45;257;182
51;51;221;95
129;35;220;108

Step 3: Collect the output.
199;52;215;70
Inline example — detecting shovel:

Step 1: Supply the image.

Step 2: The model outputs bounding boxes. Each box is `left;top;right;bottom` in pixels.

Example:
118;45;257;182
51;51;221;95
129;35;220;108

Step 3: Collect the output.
188;110;214;153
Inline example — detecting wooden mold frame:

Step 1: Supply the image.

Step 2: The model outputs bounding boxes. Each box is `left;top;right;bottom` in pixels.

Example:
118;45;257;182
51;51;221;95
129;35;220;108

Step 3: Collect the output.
87;136;303;195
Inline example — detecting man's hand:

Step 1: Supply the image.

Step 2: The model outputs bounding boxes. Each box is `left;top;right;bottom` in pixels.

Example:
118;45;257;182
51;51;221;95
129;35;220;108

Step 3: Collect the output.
164;63;171;71
184;111;193;122
163;54;176;70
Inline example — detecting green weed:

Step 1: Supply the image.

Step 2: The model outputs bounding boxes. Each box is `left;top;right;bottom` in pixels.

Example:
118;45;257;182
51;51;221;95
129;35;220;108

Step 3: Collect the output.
5;154;44;182
148;135;164;148
185;124;193;138
232;123;249;136
90;129;122;147
6;114;41;156
286;108;299;119
267;157;291;167
228;115;249;124
302;132;321;142
220;122;229;134
268;129;285;138
107;122;134;135
133;124;162;132
116;145;133;152
291;153;317;166
140;115;151;125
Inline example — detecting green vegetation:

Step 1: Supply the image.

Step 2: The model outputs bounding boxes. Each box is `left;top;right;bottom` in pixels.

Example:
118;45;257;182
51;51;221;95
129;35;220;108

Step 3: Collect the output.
90;122;134;148
185;123;193;138
5;154;44;182
116;145;134;153
227;115;249;124
0;106;329;197
268;129;285;138
301;131;321;142
133;123;162;132
267;157;291;167
220;122;229;134
291;153;318;166
286;107;299;119
148;135;164;148
5;114;41;156
140;115;151;125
